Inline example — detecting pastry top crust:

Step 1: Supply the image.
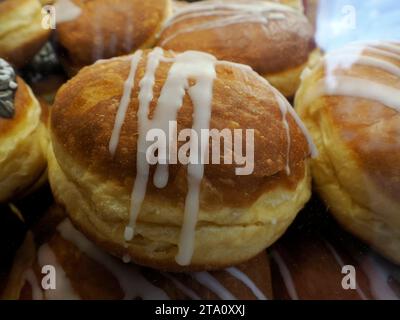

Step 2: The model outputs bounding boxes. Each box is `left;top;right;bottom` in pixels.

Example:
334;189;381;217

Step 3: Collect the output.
158;0;315;75
51;49;311;208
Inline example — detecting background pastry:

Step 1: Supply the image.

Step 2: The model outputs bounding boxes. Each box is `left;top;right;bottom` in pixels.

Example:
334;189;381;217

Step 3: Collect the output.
2;205;272;300
54;0;172;75
157;0;316;97
295;42;400;264
0;0;51;69
0;59;48;203
48;48;315;271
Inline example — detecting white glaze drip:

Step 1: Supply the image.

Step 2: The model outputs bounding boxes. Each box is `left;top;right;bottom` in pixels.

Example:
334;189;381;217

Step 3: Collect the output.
118;49;216;266
304;42;400;114
54;0;82;23
342;44;400;61
162;273;201;300
192;272;237;300
270;250;299;300
124;47;165;241
226;267;267;300
37;244;79;300
309;77;400;112
274;92;291;175
324;241;368;300
326;53;400;78
57;219;169;300
109;50;143;155
175;52;216;266
358;253;398;300
22;269;43;300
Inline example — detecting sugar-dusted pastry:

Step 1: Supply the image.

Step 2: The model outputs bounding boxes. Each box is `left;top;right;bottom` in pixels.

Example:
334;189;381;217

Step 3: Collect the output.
48;47;315;271
295;41;400;264
53;0;173;75
157;0;316;97
0;0;51;68
0;59;48;203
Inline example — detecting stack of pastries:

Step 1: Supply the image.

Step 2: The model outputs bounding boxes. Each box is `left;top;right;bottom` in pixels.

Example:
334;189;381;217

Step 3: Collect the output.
0;0;399;300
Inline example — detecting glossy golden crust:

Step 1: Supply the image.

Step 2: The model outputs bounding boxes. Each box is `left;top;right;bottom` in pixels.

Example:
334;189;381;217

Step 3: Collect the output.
157;0;315;77
0;0;50;68
295;43;400;264
56;0;172;74
51;51;310;205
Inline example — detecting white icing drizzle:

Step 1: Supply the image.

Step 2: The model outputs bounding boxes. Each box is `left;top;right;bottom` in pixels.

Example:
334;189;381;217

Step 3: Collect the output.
54;0;82;24
37;244;79;300
312;77;400;112
162;273;201;300
57;219;169;300
160;1;294;46
274;92;292;175
22;269;43;300
270;250;299;300
111;49;217;266
343;44;400;61
325;51;400;78
225;267;267;300
175;52;216;265
358;253;398;300
303;42;400;113
368;42;400;55
192;272;237;300
324;241;368;300
109;50;143;155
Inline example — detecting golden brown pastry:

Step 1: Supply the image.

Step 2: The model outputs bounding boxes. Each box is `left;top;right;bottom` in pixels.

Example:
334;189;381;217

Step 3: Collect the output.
295;42;400;264
2;206;273;300
54;0;173;75
157;0;316;97
0;0;51;68
0;59;48;203
48;47;315;271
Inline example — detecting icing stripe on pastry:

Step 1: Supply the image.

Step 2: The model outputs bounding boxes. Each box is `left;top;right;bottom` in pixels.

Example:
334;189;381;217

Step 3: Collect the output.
37;243;79;300
303;42;400;113
57;219;169;300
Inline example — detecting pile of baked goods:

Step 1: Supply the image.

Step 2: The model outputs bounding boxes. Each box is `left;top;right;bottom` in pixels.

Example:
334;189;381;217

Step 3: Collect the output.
0;0;399;300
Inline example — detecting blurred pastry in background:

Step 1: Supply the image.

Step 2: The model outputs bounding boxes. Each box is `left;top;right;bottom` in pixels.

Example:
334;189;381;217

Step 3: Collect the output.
48;48;315;271
53;0;173;75
157;0;316;97
0;59;48;203
271;0;304;11
295;41;400;264
21;42;67;104
303;0;319;28
2;205;272;300
0;0;51;68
